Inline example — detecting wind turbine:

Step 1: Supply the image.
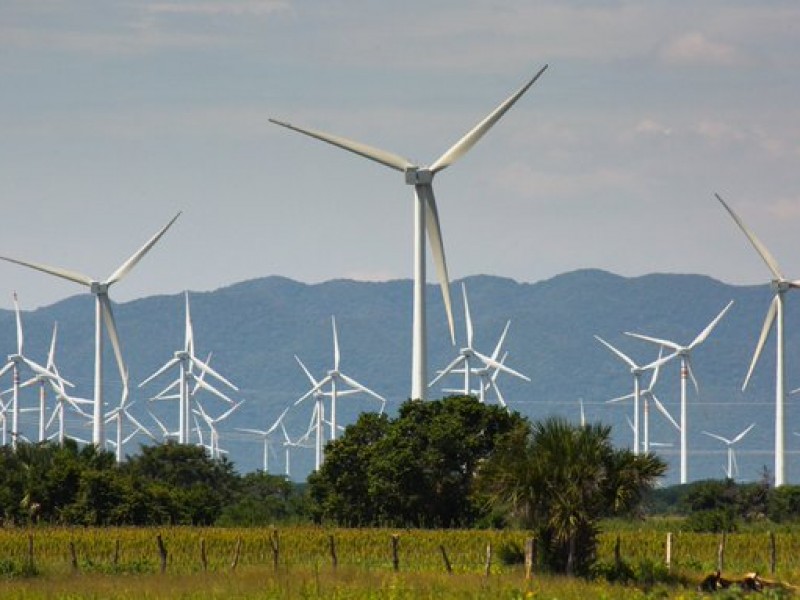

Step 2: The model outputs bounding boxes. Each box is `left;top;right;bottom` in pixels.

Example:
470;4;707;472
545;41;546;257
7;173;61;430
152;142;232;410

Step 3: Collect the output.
139;292;239;444
430;283;530;400
270;66;548;400
702;423;756;480
595;335;668;456
715;193;796;487
0;293;70;448
193;400;243;460
236;406;291;473
0;212;181;448
293;316;385;450
625;300;733;484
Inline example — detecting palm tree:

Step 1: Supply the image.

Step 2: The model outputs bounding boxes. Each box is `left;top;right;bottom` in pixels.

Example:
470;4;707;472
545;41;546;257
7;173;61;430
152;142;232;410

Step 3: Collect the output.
475;416;666;575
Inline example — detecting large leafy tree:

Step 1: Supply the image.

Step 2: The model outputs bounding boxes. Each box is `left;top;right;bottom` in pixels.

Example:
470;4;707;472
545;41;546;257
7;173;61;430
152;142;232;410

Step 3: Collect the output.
474;417;667;576
308;396;525;527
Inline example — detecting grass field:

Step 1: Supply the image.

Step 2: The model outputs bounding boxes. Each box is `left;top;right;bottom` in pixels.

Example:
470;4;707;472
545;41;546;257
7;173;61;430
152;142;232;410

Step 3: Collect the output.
0;525;797;598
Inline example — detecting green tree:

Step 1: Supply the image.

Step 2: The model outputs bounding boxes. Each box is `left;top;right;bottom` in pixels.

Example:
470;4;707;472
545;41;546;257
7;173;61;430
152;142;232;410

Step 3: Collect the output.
475;417;667;576
309;396;525;527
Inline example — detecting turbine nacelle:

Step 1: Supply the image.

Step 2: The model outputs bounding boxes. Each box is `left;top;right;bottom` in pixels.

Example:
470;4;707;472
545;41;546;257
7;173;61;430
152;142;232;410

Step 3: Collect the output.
90;282;108;295
771;279;794;293
405;168;433;185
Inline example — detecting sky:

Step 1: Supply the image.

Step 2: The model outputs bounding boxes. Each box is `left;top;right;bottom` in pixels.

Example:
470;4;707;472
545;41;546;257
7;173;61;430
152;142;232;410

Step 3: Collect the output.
1;0;799;310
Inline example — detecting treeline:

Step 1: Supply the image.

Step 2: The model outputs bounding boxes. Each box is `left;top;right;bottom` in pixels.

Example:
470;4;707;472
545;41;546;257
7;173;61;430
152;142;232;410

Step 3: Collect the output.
0;439;306;526
646;477;800;532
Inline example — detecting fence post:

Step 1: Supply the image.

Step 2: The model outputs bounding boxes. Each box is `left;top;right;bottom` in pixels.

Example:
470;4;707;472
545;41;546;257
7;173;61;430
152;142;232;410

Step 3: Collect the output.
484;542;492;578
391;534;400;572
230;537;242;571
69;541;79;573
269;528;280;570
328;534;338;570
200;538;208;572
439;544;452;574
614;535;622;571
524;537;536;581
113;539;120;567
27;534;34;572
156;534;167;574
665;532;672;571
770;531;777;575
716;532;726;573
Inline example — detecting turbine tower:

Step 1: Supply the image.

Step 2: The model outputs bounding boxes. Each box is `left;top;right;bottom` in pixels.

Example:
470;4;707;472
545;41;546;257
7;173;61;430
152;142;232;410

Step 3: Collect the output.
715;193;796;487
625;300;733;484
702;423;756;480
0;212;181;448
270;66;547;399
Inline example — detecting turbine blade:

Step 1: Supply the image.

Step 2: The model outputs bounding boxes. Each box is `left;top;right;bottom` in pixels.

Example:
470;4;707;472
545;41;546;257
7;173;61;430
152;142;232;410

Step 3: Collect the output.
743;295;778;390
338;372;385;403
474;350;531;381
462;283;474;348
624;331;682;352
105;212;181;284
294;355;320;387
190;354;239;391
731;422;756;444
47;322;58;369
139;357;180;388
0;256;93;287
702;430;731;445
13;292;23;354
689;300;734;349
429;355;466;387
331;316;340;372
184;291;194;355
652;395;680;431
420;185;455;343
685;357;700;394
190;373;236;404
491;321;511;362
606;392;635;404
99;295;127;383
294;376;330;406
268;119;413;172
430;65;548;173
715;193;784;280
594;335;637;370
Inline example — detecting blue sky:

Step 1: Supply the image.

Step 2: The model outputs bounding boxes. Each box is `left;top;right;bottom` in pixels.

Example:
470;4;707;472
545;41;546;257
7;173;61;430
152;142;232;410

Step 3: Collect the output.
1;0;799;310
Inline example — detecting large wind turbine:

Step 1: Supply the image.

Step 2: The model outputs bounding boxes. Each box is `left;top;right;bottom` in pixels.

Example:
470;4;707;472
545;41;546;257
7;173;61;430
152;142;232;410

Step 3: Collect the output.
139;292;239;444
236;406;291;473
270;66;547;400
715;193;796;487
625;300;733;484
1;213;181;448
702;423;756;480
595;336;668;456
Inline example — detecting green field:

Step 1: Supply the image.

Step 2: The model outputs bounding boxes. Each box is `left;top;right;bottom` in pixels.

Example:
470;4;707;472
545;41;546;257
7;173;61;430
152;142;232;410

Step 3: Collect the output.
0;525;797;598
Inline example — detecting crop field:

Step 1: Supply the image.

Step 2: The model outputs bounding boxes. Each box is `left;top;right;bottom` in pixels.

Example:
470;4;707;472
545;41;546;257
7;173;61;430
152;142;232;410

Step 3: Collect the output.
0;526;797;598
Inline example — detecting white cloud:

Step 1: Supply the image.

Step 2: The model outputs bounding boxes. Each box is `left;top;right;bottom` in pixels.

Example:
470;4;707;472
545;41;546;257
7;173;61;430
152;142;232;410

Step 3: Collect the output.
634;119;672;137
659;32;743;66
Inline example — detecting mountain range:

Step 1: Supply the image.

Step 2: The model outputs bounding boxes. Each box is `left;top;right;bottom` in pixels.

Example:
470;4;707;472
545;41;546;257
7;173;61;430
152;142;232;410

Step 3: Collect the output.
2;269;798;485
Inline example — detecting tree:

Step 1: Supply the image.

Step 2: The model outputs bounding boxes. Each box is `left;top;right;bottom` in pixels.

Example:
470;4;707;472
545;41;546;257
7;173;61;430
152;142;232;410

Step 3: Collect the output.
474;417;667;576
308;396;525;527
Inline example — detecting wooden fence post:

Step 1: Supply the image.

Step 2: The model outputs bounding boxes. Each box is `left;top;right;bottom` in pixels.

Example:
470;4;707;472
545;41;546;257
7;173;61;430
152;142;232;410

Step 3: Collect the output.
269;528;280;570
484;542;492;578
230;537;242;571
69;541;79;573
665;532;672;571
716;532;726;573
525;537;536;580
113;539;120;567
156;534;167;574
328;534;338;570
439;544;452;574
614;535;622;571
200;538;208;572
770;531;777;575
27;534;34;572
391;534;400;572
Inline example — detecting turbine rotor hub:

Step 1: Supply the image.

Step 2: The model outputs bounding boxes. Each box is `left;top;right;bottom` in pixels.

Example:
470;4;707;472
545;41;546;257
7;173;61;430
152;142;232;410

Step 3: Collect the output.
772;279;791;293
405;167;433;185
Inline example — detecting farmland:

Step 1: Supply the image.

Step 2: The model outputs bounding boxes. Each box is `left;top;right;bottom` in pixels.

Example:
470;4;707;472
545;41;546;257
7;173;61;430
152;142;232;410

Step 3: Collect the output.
0;525;798;598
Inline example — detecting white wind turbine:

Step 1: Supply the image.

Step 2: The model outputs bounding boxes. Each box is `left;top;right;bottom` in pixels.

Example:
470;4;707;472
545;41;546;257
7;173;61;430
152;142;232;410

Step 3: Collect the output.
270;66;548;400
625;301;733;484
193;400;243;460
293;316;385;451
236;406;291;473
139;292;239;444
702;423;756;480
0;293;70;448
0;212;181;448
595;336;669;456
715;193;797;487
430;283;530;401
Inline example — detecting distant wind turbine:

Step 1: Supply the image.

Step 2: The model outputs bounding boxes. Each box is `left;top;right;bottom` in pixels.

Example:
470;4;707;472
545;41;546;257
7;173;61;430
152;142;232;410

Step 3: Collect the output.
625;300;733;484
270;66;548;400
702;423;756;480
715;193;797;487
236;406;291;473
0;212;181;448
